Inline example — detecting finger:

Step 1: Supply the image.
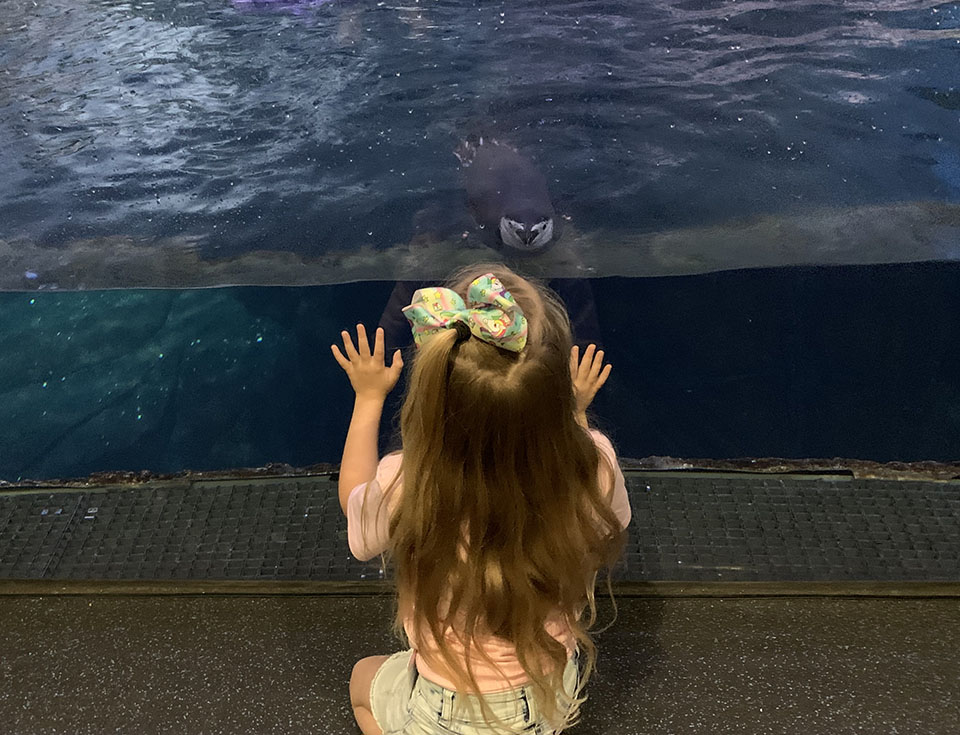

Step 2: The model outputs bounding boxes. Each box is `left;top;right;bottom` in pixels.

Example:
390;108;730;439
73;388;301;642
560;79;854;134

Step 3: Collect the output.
389;349;404;377
578;344;596;380
569;346;579;379
373;327;385;362
330;344;351;371
356;324;371;357
341;330;359;360
594;363;612;391
588;349;605;381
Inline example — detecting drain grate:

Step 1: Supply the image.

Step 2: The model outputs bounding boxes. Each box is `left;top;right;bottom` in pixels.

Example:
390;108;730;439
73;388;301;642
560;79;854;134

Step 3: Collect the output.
0;478;384;582
627;474;960;581
1;473;958;582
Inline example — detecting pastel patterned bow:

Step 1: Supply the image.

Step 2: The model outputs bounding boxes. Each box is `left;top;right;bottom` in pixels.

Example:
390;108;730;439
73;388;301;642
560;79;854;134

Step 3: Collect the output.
402;273;528;352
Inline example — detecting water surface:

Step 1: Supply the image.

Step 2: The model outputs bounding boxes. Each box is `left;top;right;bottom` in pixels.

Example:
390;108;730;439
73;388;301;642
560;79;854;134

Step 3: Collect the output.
1;0;959;287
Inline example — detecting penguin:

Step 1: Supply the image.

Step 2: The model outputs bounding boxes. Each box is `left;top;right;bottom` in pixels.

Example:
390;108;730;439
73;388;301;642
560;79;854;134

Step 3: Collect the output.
455;137;558;253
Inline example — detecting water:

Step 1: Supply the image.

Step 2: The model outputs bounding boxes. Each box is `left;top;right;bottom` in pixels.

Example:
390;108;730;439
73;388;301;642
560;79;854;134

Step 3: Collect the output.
1;0;959;287
2;1;960;479
2;263;960;481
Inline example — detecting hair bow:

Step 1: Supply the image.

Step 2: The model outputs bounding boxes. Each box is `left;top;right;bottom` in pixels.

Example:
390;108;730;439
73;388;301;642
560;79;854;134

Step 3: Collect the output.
402;273;528;352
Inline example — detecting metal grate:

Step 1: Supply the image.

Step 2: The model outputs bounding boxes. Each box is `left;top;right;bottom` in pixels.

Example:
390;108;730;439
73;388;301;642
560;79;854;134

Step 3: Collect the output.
1;472;958;582
626;474;960;581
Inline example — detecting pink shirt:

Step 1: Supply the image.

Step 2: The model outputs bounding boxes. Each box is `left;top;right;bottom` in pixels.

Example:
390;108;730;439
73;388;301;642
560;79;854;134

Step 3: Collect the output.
347;429;631;692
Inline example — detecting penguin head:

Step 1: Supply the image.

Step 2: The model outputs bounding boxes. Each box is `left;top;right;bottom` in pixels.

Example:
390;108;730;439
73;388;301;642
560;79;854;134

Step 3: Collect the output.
498;214;555;252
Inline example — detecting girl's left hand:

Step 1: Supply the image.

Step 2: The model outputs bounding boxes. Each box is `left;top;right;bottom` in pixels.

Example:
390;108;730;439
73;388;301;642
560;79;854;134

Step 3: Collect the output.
331;324;404;401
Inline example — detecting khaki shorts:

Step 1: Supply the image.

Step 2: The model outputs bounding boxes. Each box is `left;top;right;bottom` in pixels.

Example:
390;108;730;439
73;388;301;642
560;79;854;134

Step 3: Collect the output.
370;649;582;735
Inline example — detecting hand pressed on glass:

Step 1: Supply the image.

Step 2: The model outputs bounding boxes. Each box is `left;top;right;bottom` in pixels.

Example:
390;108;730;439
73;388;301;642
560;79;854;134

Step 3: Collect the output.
331;324;404;402
570;344;612;426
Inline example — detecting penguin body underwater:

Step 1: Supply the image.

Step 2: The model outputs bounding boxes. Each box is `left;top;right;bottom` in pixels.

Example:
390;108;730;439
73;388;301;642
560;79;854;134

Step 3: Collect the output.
455;138;558;253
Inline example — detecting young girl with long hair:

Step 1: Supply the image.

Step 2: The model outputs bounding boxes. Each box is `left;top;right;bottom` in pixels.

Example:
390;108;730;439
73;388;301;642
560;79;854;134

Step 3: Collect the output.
331;264;631;735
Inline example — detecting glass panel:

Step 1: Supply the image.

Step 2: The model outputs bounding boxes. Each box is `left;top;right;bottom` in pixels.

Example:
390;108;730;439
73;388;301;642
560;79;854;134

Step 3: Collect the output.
2;263;959;483
1;1;959;481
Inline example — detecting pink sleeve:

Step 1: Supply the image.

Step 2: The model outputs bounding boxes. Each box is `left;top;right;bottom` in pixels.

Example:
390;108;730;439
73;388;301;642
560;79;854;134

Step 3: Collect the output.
590;430;632;530
346;452;403;562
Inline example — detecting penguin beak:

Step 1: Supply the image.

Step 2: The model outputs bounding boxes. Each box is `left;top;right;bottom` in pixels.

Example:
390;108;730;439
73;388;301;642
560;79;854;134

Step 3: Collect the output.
520;229;536;245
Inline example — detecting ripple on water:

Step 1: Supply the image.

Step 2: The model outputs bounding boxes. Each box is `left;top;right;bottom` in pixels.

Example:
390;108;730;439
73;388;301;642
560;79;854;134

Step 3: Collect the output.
0;0;957;281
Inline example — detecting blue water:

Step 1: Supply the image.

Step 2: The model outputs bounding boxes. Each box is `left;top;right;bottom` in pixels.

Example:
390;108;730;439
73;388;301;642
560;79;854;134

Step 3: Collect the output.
2;1;960;479
1;0;959;275
2;262;959;481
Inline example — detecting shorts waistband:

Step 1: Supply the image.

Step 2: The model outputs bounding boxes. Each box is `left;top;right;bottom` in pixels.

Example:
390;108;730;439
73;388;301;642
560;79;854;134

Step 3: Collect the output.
410;648;581;723
414;675;537;705
412;676;535;725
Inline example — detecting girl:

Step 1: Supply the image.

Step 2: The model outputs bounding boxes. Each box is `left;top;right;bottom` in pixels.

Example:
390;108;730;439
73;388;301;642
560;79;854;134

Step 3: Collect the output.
331;264;631;735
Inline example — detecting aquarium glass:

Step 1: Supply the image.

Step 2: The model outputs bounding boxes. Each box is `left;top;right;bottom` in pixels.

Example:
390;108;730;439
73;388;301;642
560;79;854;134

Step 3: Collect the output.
1;0;959;480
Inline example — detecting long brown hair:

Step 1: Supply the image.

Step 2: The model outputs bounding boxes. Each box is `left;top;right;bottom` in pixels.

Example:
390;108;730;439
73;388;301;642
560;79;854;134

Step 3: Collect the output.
380;264;625;731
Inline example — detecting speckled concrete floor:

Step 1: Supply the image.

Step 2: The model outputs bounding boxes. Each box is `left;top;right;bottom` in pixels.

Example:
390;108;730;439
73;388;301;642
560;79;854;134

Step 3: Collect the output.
0;592;956;734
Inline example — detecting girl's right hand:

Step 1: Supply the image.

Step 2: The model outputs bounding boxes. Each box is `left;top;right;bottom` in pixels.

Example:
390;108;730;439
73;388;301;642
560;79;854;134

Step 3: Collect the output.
331;324;404;402
570;344;612;420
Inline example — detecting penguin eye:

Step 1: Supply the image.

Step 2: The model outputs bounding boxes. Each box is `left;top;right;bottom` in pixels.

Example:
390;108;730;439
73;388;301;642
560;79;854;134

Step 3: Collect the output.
506;218;524;232
532;220;548;232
